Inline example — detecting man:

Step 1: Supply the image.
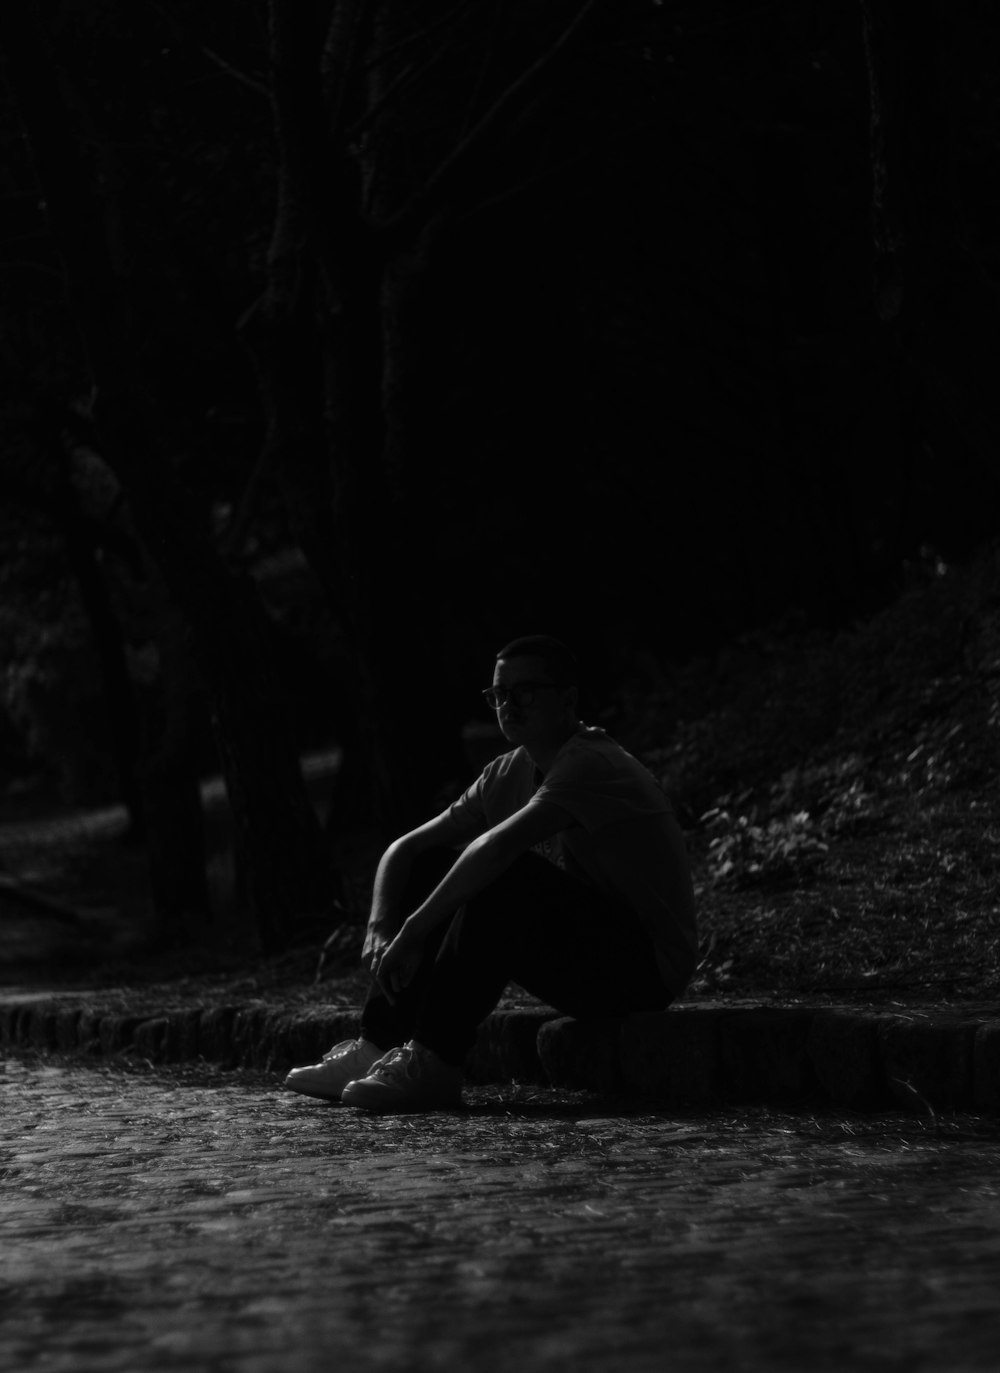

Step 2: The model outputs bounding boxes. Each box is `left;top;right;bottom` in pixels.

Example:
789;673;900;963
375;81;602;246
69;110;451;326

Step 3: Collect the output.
284;635;697;1112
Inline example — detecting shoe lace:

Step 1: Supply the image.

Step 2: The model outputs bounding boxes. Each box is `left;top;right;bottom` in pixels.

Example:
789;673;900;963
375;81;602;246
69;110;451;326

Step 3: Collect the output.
369;1045;420;1084
322;1040;359;1064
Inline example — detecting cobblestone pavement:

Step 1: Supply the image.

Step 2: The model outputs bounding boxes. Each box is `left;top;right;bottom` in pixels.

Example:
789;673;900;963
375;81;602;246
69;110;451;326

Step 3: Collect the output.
3;1056;1000;1373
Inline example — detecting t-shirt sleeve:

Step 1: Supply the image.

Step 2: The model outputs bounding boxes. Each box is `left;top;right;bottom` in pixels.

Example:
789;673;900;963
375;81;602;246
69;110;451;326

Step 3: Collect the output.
445;749;531;840
534;747;668;832
446;771;490;842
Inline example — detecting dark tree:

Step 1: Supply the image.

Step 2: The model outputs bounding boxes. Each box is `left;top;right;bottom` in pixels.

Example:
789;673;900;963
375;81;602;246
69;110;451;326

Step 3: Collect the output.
0;2;338;952
1;0;997;958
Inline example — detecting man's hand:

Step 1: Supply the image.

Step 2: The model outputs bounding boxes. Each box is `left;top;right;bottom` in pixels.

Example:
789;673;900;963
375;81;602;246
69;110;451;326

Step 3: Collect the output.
372;923;424;1006
361;921;393;973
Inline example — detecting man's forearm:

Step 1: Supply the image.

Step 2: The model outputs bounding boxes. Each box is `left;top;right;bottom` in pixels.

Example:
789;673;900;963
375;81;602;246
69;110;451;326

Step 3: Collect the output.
367;837;416;934
400;833;512;940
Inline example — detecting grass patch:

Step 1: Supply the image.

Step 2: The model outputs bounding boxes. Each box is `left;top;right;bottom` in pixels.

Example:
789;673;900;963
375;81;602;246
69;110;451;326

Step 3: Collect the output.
631;543;1000;1001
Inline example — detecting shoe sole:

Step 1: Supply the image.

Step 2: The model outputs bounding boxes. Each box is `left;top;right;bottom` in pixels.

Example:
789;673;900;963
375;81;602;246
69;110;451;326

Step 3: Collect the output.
283;1078;346;1102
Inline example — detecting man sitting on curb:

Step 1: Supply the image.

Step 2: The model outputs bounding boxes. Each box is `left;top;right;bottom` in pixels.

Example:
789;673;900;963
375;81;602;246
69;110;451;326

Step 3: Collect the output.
284;635;697;1112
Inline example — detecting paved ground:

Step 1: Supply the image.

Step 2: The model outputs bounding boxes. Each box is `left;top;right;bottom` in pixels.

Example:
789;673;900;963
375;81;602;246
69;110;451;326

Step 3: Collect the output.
3;1055;1000;1373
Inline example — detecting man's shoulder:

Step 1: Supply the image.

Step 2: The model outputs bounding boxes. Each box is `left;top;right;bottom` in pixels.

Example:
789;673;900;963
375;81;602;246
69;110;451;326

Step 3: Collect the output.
557;727;644;776
449;744;534;830
480;744;533;786
547;728;668;806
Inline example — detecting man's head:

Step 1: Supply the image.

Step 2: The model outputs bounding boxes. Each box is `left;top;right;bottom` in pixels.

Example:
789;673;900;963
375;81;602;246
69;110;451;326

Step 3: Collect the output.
485;635;580;757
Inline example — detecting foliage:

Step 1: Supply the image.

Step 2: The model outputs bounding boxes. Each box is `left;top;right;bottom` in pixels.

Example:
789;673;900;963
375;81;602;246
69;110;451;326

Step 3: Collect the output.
634;543;1000;1000
633;544;1000;817
702;807;829;887
3;541;999;1001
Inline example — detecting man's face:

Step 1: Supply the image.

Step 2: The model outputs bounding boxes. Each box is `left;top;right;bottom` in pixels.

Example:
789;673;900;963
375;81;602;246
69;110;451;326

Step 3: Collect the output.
490;655;573;748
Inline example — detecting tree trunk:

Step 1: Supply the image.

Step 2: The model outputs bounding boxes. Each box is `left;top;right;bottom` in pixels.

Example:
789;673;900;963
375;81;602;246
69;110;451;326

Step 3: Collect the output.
861;0;1000;553
36;408;146;839
238;0;415;837
0;2;338;952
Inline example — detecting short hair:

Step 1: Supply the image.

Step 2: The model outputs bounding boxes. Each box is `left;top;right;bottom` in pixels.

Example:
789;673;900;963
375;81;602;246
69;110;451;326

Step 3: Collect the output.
495;635;578;686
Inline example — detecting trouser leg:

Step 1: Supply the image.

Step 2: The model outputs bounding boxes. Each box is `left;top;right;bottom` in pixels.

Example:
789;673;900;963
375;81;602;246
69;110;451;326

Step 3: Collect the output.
358;849;455;1051
413;851;670;1066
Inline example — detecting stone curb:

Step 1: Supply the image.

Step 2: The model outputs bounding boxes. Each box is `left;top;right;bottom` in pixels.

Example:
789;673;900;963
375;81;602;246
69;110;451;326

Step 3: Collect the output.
2;995;999;1113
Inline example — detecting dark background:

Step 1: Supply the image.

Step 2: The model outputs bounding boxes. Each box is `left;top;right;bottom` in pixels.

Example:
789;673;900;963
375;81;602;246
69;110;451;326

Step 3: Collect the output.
1;0;998;948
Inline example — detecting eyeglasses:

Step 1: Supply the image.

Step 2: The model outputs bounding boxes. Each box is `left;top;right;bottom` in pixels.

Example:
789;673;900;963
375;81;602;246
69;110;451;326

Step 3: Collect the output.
482;682;561;710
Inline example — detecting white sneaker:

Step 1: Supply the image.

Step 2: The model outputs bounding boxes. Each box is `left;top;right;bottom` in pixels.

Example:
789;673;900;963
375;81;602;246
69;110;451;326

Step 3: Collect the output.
340;1040;463;1113
283;1038;384;1101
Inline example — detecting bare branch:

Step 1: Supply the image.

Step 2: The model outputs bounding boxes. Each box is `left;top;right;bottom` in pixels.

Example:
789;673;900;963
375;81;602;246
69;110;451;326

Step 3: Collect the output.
199;44;271;101
361;0;479;71
376;0;616;242
142;1;270;101
456;0;505;145
346;47;452;147
322;0;373;141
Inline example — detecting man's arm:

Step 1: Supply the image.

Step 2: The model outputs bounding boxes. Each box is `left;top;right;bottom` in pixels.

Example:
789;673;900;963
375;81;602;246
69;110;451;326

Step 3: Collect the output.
361;809;475;969
373;798;573;1001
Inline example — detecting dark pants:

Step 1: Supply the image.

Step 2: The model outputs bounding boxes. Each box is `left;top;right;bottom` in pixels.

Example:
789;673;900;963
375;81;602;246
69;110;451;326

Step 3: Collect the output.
360;848;671;1067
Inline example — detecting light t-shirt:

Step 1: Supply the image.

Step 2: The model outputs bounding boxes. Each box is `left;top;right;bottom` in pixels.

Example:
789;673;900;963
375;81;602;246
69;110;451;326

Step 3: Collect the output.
447;725;698;995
